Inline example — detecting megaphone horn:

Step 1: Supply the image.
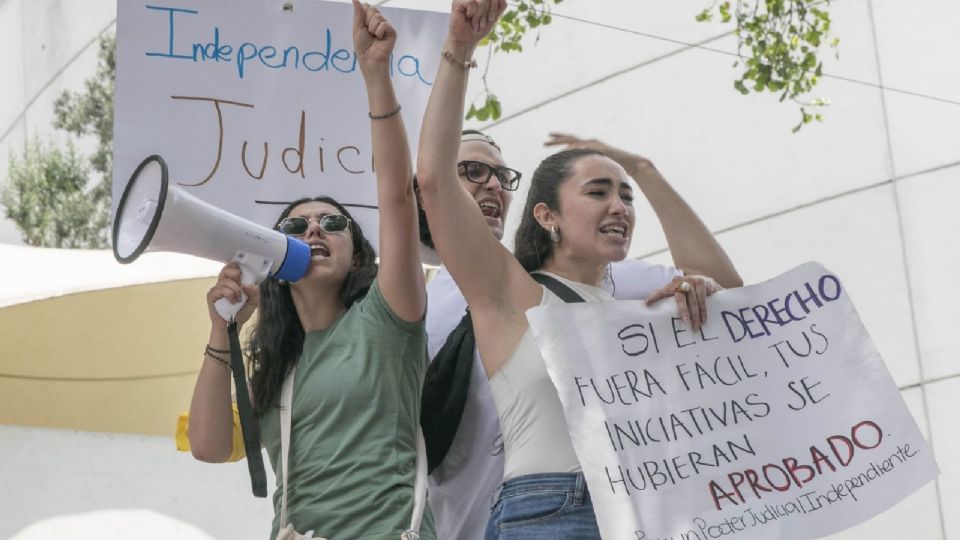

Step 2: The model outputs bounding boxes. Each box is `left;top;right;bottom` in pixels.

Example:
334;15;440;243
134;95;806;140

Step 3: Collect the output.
112;155;310;320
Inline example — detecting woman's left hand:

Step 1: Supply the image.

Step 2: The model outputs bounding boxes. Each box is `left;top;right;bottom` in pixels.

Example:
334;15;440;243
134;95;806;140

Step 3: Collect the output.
352;0;396;67
545;132;653;178
645;275;723;332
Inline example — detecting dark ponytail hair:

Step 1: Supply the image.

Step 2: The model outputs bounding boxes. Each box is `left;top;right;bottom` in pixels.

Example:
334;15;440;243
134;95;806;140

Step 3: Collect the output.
248;196;377;414
416;129;502;250
514;148;603;272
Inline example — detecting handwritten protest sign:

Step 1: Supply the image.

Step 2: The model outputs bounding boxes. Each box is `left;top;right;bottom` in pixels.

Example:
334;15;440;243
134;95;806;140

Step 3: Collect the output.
526;262;939;540
113;0;447;250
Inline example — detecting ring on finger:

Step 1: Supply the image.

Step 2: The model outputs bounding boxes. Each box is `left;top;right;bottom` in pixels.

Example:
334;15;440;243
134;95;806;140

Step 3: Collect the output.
676;281;692;294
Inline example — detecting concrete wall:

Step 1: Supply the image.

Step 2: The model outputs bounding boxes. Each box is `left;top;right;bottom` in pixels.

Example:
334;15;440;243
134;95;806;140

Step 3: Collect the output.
0;425;274;539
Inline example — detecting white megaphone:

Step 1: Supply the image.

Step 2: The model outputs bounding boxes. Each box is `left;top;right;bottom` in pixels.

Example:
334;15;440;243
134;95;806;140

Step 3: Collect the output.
112;155;311;321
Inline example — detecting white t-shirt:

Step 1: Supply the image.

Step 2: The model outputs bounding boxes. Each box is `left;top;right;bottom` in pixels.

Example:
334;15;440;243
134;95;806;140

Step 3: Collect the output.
425;259;680;540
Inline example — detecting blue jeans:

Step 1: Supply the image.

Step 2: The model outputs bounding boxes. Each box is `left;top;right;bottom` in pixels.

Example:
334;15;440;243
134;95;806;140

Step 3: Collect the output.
485;473;602;540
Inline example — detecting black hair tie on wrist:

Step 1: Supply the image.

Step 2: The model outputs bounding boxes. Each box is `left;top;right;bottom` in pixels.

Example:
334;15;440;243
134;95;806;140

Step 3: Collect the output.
369;104;402;120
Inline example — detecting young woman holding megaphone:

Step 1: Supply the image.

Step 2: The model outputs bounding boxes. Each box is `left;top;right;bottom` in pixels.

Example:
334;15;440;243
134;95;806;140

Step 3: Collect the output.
182;2;434;539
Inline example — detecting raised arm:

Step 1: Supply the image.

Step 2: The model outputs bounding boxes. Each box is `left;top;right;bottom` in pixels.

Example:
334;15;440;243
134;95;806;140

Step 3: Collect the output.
415;0;538;313
188;263;258;462
545;133;742;331
545;133;742;288
353;0;424;322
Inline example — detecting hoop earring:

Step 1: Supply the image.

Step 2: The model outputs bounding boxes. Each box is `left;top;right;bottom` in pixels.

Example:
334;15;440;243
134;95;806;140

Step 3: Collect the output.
549;226;560;243
602;263;616;295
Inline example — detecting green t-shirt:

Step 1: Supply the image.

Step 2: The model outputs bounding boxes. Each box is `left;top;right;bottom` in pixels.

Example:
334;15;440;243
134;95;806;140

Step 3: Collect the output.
259;280;435;540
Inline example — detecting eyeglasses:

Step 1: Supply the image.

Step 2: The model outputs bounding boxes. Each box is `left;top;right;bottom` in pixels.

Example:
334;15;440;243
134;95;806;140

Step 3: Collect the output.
276;215;351;236
457;160;522;191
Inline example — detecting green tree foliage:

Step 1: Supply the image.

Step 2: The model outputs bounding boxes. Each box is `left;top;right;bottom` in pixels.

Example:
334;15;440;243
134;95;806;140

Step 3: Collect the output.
696;0;838;132
468;0;556;122
1;33;114;248
468;0;836;132
1;138;110;248
54;33;116;201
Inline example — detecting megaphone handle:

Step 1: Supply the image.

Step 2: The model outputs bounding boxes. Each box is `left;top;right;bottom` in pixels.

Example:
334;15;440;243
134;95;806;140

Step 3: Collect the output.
214;251;273;321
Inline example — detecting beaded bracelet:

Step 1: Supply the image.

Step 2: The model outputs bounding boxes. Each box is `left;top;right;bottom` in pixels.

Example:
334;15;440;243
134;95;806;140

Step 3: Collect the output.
204;345;231;369
204;350;231;370
441;50;477;69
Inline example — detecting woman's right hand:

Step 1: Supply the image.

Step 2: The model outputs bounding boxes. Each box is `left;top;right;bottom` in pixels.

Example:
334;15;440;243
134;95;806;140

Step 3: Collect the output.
206;263;259;330
447;0;506;49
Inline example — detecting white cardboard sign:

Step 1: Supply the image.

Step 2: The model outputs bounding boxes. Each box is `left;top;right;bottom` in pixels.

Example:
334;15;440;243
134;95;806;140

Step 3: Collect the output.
527;262;939;540
114;0;448;250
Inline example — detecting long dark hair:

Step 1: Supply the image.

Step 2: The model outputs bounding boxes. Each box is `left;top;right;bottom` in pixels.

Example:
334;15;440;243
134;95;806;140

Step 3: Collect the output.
248;196;377;414
415;129;502;250
514;148;603;272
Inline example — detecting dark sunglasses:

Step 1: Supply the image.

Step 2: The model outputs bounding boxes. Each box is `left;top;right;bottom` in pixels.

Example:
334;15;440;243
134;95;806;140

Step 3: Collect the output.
457;160;522;191
277;215;351;235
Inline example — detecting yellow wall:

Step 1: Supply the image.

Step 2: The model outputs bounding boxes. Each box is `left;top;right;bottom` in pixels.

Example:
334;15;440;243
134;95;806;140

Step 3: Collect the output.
0;277;220;436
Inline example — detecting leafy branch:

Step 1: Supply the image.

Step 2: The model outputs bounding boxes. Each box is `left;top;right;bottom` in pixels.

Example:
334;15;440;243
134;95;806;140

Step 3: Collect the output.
696;0;839;132
467;0;838;133
467;0;558;122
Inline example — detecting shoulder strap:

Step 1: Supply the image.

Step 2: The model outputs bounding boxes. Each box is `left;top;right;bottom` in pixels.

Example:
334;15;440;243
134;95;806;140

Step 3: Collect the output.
403;427;428;539
531;273;586;303
420;274;583;472
280;366;295;530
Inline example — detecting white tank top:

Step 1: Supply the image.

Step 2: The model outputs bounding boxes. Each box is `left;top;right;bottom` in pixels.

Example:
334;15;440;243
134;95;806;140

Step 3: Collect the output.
488;272;614;481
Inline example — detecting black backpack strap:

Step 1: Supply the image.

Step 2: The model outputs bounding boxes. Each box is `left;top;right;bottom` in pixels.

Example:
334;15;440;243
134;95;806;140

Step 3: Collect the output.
420;309;475;474
419;274;583;474
531;273;586;303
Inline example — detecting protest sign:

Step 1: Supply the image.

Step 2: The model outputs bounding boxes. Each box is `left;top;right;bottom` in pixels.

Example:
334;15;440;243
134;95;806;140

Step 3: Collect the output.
114;0;447;250
526;262;939;540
